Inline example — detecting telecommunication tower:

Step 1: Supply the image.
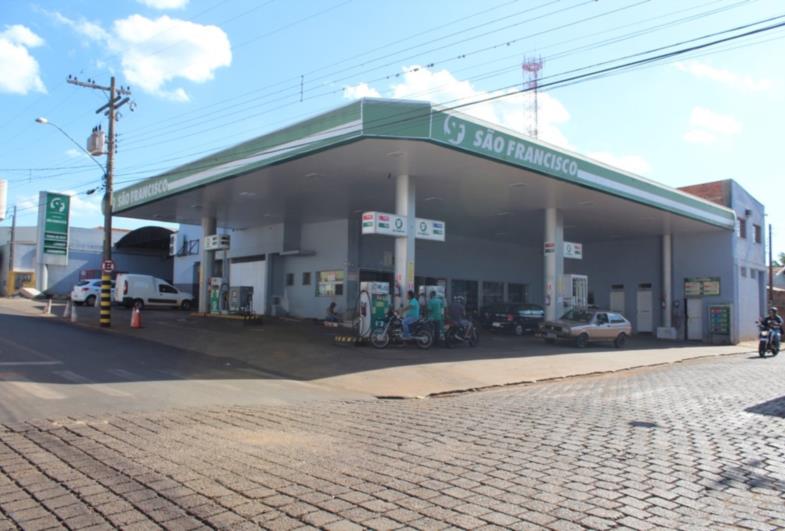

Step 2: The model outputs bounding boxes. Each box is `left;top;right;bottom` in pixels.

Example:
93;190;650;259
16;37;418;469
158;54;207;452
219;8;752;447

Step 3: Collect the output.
522;57;543;138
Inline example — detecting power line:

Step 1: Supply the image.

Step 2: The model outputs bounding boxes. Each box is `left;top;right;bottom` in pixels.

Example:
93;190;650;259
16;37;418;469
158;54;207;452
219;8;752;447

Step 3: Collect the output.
104;16;785;196
118;2;770;159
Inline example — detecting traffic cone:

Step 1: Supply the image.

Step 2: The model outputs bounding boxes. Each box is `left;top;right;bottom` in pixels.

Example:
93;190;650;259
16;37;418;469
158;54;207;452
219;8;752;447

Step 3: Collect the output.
43;299;52;315
130;307;142;329
70;302;77;323
63;300;71;319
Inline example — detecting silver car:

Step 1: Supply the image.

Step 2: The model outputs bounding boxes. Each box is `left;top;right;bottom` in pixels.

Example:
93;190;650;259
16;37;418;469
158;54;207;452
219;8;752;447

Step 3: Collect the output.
540;308;632;348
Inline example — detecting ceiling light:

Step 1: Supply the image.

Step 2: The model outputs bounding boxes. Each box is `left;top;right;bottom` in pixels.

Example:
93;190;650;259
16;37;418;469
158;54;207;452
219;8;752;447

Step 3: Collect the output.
496;211;511;216
305;172;319;179
190;203;202;209
424;196;443;202
386;151;403;158
239;191;256;197
578;200;594;207
508;182;527;188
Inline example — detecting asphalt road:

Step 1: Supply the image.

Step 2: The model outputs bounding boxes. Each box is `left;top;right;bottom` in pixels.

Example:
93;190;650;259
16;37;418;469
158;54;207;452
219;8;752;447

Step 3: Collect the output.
0;306;369;424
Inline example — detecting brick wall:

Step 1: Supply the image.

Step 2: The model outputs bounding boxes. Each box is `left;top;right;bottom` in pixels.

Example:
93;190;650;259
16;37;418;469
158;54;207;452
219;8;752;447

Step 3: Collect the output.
678;180;730;207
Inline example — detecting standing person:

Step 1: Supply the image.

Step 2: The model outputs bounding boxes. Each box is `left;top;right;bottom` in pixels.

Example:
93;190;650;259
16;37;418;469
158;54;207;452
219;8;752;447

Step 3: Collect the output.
401;290;420;338
427;290;445;343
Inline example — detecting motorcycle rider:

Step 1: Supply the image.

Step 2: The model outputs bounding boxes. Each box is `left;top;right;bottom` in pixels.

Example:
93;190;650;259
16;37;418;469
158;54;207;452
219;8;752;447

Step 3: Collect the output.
761;306;783;350
449;296;471;338
401;290;420;338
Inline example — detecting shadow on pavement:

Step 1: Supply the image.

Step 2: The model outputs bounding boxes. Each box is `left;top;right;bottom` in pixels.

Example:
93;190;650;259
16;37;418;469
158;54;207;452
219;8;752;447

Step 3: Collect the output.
0;297;745;389
745;395;785;418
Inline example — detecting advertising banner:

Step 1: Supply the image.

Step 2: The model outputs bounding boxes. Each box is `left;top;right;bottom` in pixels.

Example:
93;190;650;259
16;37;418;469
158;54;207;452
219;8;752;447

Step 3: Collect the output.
362;212;446;241
37;191;70;266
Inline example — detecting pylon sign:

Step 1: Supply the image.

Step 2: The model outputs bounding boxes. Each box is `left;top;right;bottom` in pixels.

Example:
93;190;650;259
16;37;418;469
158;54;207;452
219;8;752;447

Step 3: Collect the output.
36;191;70;266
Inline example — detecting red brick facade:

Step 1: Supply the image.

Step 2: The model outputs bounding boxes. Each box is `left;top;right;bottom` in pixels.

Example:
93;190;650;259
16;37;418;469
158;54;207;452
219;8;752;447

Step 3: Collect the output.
678;180;731;207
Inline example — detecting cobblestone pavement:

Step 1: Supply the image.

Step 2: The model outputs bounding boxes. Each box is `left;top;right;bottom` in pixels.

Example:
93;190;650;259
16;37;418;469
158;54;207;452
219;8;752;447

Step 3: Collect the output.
0;354;784;530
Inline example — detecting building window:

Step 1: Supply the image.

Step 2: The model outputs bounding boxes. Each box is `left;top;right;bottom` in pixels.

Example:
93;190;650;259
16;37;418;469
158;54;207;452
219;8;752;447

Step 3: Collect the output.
302;272;311;285
451;279;479;313
508;283;527;304
317;270;344;297
741;267;747;278
754;224;762;244
739;218;747;239
286;273;294;286
482;281;504;306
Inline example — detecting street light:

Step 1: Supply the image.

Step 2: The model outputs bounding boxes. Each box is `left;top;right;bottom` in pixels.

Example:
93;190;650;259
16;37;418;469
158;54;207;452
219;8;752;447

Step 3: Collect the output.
35;117;106;175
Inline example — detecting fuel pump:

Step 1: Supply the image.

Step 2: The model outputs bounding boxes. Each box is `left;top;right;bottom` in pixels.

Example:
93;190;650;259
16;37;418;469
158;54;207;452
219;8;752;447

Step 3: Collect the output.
209;277;223;314
358;281;390;338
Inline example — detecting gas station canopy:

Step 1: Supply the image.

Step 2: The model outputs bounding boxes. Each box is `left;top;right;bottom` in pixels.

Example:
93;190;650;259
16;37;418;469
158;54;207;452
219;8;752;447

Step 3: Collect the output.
114;99;735;243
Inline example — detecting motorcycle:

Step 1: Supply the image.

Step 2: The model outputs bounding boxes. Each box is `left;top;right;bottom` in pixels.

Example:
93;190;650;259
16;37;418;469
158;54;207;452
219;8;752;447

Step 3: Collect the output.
757;321;780;358
445;319;479;348
371;311;434;349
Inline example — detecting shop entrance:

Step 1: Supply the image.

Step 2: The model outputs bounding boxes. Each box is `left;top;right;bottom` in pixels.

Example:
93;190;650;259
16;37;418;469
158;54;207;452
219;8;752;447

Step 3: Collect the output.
636;283;653;333
610;284;625;315
687;298;703;340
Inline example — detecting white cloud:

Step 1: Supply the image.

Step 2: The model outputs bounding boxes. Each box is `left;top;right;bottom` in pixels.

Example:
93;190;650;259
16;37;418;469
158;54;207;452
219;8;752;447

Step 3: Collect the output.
49;12;231;101
137;0;190;9
689;107;741;135
587;152;652;176
676;60;773;92
357;65;572;148
343;82;380;99
683;106;741;145
682;129;715;145
0;25;46;95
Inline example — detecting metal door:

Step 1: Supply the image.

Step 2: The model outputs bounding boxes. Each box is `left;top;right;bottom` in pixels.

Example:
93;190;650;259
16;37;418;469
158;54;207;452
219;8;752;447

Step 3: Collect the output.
687;298;703;340
636;288;653;333
610;288;625;315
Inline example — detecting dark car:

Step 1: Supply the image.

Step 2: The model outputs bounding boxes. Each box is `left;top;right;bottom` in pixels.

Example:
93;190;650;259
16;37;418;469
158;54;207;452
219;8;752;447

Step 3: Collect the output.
479;303;545;336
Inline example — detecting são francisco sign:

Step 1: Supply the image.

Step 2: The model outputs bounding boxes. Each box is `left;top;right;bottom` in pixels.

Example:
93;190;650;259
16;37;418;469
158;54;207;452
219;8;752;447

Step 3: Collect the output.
37;191;70;266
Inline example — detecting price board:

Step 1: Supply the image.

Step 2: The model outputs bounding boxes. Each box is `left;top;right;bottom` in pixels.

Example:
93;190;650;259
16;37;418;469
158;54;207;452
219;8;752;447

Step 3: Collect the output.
708;304;731;335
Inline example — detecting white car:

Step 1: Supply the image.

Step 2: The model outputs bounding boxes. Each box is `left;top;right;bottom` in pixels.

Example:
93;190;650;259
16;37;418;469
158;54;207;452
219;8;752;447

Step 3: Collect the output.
114;273;193;310
70;279;115;306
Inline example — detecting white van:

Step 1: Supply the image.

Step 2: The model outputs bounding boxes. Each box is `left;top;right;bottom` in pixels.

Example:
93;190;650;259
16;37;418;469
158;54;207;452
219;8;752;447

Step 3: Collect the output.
114;274;193;311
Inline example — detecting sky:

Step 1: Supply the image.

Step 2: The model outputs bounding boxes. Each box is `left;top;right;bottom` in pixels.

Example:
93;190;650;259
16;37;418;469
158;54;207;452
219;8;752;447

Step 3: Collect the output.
1;0;784;253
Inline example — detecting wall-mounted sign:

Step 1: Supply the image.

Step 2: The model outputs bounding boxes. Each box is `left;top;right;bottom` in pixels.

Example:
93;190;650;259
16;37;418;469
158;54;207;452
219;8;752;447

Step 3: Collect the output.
362;212;407;237
685;276;720;297
564;241;583;259
415;218;446;241
361;212;446;241
544;242;556;254
204;234;230;251
37;191;70;266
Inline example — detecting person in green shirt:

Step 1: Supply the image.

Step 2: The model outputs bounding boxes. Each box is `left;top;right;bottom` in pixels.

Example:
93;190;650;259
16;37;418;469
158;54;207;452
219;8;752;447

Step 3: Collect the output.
427;290;445;343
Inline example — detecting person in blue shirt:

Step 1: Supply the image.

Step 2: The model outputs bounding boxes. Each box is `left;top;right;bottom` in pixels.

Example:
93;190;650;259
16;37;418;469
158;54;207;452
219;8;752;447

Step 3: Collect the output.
401;290;420;338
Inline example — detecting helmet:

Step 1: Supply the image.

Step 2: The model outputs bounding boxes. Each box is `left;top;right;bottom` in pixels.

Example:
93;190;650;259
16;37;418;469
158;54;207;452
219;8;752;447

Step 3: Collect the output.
770;306;778;313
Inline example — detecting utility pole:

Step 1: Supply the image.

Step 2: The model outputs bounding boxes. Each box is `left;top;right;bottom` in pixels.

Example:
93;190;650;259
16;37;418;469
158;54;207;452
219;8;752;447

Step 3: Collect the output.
769;223;774;305
67;75;132;328
8;206;16;293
